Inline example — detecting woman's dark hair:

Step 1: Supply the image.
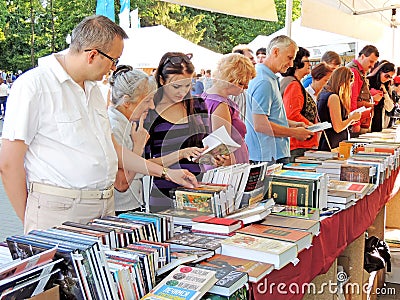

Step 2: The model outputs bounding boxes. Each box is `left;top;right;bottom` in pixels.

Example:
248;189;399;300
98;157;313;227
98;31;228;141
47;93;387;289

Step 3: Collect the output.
153;52;205;146
367;60;395;90
281;46;310;77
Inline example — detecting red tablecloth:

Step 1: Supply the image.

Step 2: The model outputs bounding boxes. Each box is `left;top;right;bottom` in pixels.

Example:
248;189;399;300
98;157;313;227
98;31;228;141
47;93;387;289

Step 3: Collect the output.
249;170;399;300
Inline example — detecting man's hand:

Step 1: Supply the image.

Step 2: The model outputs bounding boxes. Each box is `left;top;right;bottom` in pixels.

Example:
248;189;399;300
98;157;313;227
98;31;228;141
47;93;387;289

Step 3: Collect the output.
292;127;314;141
166;169;198;188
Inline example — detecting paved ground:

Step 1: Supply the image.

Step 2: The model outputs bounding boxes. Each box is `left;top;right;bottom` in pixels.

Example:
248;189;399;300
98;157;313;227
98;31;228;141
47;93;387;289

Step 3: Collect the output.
0;120;23;241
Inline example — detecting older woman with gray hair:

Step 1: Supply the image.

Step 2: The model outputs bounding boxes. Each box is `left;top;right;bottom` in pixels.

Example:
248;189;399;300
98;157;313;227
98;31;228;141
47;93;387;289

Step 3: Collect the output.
108;65;157;213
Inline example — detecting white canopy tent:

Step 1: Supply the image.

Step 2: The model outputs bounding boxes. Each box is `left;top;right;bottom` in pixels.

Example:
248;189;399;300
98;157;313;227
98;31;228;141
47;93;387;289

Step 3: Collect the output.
248;18;368;59
301;0;400;65
119;25;222;71
159;0;278;21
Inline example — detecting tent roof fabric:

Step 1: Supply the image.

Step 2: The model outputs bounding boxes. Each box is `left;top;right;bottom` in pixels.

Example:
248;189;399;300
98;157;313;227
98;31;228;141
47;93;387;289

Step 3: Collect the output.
119;25;222;71
159;0;278;21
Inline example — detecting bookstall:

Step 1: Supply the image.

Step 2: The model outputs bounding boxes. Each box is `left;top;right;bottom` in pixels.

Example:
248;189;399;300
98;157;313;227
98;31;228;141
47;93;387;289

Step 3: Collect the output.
249;168;399;300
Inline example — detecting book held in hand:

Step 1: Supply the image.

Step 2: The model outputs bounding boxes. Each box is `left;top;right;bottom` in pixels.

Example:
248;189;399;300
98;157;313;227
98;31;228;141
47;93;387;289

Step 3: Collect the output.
307;121;332;132
193;126;240;164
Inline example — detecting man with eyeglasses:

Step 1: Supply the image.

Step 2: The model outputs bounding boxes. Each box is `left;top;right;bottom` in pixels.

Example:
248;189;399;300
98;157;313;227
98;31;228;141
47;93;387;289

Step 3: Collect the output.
346;45;380;134
0;15;198;233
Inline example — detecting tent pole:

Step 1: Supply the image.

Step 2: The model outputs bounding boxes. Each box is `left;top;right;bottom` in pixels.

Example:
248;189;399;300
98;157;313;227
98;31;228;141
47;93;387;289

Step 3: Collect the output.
285;0;293;37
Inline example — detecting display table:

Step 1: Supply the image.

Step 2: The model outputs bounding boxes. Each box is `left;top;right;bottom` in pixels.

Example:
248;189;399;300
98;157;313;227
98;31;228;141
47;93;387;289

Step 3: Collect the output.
249;169;399;300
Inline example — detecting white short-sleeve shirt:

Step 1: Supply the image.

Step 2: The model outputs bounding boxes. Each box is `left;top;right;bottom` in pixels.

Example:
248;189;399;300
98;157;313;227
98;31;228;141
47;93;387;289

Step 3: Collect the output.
2;53;118;189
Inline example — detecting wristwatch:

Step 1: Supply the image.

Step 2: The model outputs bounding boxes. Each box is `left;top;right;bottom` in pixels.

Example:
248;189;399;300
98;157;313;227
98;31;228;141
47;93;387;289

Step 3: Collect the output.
160;167;169;180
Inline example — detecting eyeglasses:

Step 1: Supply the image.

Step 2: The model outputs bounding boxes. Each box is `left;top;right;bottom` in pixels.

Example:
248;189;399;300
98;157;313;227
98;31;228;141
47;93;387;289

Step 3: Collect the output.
85;49;119;66
112;65;133;79
302;60;310;63
162;53;193;67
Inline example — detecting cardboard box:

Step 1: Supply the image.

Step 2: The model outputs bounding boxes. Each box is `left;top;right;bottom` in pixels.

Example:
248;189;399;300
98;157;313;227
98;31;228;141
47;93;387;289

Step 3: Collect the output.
27;285;60;300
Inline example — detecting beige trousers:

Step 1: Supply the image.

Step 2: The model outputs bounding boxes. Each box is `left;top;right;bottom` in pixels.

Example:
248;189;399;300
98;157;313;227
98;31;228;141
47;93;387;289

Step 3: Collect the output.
24;191;115;234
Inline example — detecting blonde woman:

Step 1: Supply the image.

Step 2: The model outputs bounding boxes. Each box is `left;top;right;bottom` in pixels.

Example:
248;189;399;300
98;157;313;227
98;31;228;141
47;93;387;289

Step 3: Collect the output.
317;67;362;150
202;53;256;164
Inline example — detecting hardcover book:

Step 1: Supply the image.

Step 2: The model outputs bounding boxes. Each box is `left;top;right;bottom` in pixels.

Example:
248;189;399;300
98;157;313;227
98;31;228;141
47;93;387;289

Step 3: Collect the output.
202;254;274;283
261;214;320;236
166;233;223;252
191;216;243;234
196;262;248;296
237;224;313;252
340;164;371;183
202;285;247;300
327;191;356;204
271;205;320;220
266;176;314;207
220;233;298;270
328;180;371;199
148;265;218;300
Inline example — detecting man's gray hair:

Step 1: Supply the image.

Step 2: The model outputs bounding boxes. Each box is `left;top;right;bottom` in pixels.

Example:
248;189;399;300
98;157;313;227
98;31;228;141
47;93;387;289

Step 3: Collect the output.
70;15;128;53
266;35;297;56
109;68;157;107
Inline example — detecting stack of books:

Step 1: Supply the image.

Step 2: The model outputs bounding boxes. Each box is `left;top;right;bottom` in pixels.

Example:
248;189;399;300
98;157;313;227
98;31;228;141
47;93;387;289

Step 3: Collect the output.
304;150;339;160
220;233;298;270
237;224;313;253
261;214;320;236
6;229;119;299
327;190;357;210
190;216;243;238
327;180;373;200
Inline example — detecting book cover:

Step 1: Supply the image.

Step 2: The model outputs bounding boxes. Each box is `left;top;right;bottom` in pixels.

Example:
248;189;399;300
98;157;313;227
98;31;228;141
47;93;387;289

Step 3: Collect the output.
340;164;371;183
0;246;57;281
174;190;215;213
327;191;356;204
202;285;247;300
328;180;370;198
203;254;274;283
166;233;223;252
261;214;320;236
283;163;320;171
194;126;240;165
191;216;243;234
267;177;313;207
220;233;297;269
237;224;313;252
196;262;248;296
271;205;320;220
149;265;217;300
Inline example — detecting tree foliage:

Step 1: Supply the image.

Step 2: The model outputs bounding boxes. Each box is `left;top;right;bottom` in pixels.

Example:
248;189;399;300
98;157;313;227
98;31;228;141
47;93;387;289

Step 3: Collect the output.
0;0;300;72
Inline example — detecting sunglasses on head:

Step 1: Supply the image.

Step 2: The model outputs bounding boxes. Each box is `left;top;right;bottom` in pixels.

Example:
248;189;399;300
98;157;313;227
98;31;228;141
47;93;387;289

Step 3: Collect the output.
112;65;133;79
162;53;193;67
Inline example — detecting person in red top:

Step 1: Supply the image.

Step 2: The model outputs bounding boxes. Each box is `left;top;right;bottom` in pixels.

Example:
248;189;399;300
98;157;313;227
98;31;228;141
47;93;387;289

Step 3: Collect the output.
280;47;318;162
346;45;379;134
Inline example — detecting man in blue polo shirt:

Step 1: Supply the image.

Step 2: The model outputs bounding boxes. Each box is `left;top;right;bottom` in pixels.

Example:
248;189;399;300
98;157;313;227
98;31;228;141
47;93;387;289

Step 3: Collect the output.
245;35;313;164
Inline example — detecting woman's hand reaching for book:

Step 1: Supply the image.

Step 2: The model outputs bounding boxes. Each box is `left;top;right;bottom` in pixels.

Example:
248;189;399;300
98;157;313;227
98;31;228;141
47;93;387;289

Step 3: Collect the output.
179;146;206;161
166;168;198;188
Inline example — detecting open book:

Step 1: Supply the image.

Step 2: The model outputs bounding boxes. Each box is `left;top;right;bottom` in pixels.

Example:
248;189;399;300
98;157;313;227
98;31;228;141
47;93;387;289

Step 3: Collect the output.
307;122;332;132
193;126;240;164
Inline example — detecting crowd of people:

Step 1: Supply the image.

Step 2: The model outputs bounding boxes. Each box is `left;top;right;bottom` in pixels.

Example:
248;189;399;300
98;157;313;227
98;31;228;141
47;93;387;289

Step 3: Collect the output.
1;15;400;233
